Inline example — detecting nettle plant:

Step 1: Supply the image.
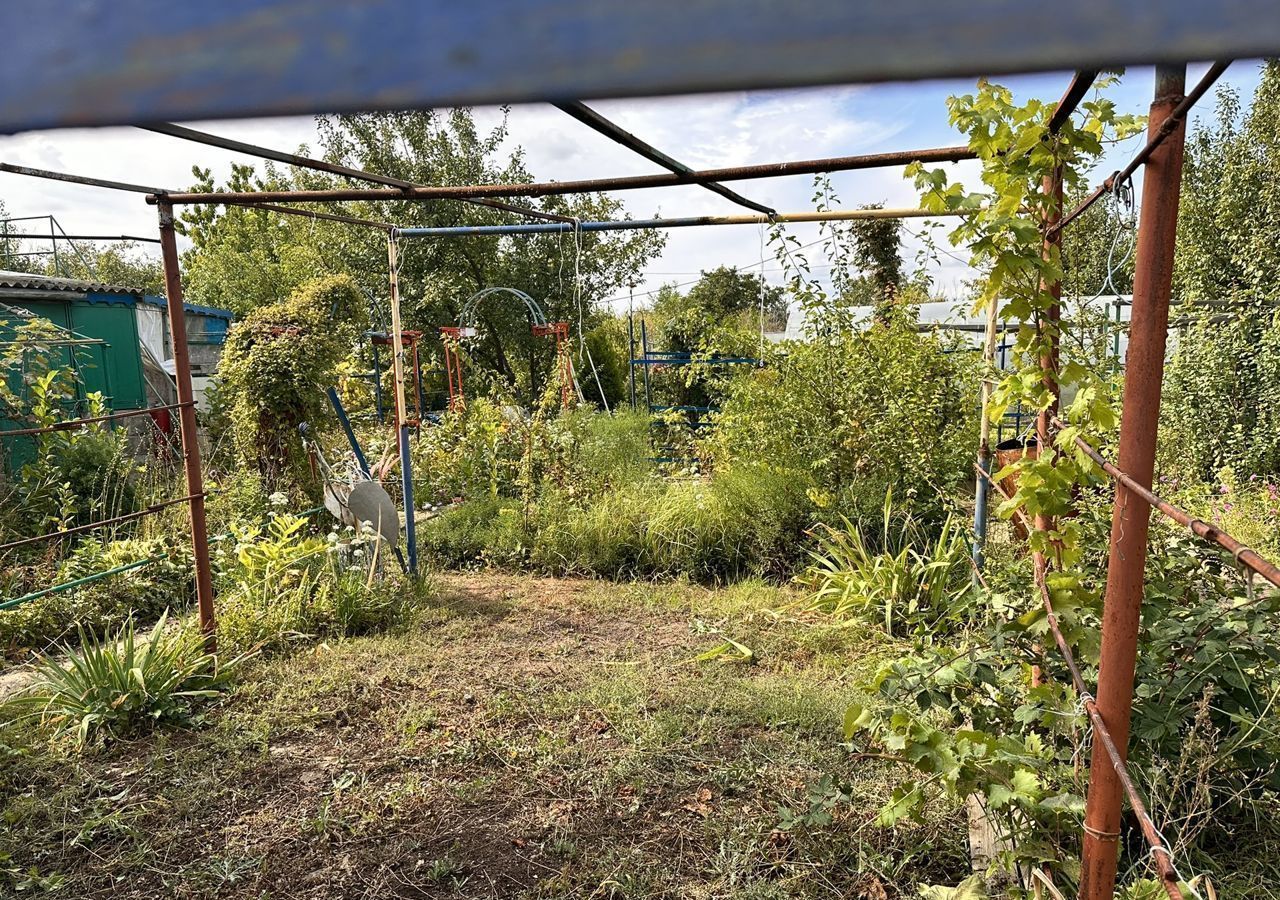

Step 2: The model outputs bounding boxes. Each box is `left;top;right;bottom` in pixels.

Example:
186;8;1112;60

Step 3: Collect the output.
829;78;1148;885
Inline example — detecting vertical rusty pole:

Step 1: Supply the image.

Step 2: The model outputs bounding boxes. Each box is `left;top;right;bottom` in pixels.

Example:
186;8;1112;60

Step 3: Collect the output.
1080;65;1187;900
1036;164;1064;545
157;200;216;641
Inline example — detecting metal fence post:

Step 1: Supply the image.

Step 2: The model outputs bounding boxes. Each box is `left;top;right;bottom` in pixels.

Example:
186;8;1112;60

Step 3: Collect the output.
1079;64;1187;900
156;200;216;642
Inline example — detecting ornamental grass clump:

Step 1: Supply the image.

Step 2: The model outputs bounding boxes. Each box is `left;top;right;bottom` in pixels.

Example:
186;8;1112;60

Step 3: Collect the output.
7;611;240;748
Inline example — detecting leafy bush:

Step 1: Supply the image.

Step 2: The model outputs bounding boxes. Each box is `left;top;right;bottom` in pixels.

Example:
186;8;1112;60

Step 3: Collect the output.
218;274;369;488
0;538;191;653
801;496;973;635
413;397;525;504
706;319;977;528
214;513;416;653
1;334;139;538
6;611;239;748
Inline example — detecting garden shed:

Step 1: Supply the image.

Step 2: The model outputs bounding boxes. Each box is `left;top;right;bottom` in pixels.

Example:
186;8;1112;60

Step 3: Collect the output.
0;271;233;413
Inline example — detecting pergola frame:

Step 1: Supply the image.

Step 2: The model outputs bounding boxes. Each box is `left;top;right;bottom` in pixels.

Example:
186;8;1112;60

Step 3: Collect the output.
3;20;1276;893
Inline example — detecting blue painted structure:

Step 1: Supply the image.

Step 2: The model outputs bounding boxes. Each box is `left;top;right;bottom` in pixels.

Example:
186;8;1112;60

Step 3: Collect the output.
4;3;1278;134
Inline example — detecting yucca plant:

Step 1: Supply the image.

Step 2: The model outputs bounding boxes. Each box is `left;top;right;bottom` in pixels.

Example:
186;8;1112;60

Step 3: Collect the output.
801;492;972;635
6;611;241;748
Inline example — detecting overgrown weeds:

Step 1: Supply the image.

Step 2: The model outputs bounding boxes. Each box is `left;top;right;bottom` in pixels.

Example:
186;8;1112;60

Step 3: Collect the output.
800;494;973;635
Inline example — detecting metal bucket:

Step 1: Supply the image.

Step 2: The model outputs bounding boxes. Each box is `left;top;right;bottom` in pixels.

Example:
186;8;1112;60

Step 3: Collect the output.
993;436;1038;539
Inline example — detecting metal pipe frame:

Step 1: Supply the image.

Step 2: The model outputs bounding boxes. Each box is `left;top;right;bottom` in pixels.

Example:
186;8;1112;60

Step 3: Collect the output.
149;146;977;206
1055;418;1280;590
140;122;573;224
1079;65;1189;900
157;201;217;643
554;100;775;214
395;207;960;238
0;400;193;438
1052;61;1230;236
0;232;161;243
0;160;399;232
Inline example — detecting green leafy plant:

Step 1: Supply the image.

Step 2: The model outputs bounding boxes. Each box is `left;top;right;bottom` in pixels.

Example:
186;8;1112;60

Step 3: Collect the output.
0;537;192;654
217;274;369;488
801;494;973;635
6;611;240;747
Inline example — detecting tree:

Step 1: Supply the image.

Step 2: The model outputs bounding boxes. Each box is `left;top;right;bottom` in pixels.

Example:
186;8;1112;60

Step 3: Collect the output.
652;266;785;353
1158;62;1280;480
42;242;164;294
848;205;904;319
178;109;664;407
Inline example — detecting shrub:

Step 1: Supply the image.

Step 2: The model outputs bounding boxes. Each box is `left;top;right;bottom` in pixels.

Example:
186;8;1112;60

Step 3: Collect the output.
214;513;416;653
0;538;191;654
5;611;239;748
706;319;977;528
413;397;524;504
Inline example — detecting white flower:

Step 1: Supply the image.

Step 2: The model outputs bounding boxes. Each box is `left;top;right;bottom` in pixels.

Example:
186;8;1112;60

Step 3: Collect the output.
353;549;366;558
268;491;288;506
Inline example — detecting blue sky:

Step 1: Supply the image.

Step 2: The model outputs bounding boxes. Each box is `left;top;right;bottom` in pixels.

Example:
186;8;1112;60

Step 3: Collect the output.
0;62;1264;310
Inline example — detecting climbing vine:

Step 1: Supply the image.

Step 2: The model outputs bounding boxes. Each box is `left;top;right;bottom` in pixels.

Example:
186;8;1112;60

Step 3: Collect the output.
218;274;369;490
816;77;1151;887
908;77;1143;564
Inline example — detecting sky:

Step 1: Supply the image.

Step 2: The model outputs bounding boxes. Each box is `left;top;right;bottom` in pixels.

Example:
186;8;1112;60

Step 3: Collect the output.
0;61;1263;313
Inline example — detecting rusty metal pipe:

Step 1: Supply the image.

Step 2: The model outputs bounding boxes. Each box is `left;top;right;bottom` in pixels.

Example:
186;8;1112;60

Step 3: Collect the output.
4;232;161;243
1080;65;1188;900
140;123;573;223
0;400;193;438
554;100;775;214
0;492;206;554
157;200;217;644
1035;166;1064;560
1048;70;1099;134
1053;62;1229;236
148;145;978;206
1054;418;1280;590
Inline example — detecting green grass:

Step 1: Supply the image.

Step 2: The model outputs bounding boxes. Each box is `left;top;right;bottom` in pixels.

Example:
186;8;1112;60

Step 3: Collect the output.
0;573;965;898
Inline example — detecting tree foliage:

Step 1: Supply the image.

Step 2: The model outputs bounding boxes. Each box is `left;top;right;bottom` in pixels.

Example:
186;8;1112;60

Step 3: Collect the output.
1159;63;1280;481
652;266;786;353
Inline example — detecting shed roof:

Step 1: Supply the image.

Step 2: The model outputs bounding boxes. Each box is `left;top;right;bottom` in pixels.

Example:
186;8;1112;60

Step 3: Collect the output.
0;270;143;296
0;271;234;321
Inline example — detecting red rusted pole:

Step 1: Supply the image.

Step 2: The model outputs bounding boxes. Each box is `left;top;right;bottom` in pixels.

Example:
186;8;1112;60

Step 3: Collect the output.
1036;165;1064;549
1080;65;1188;900
157;200;217;644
